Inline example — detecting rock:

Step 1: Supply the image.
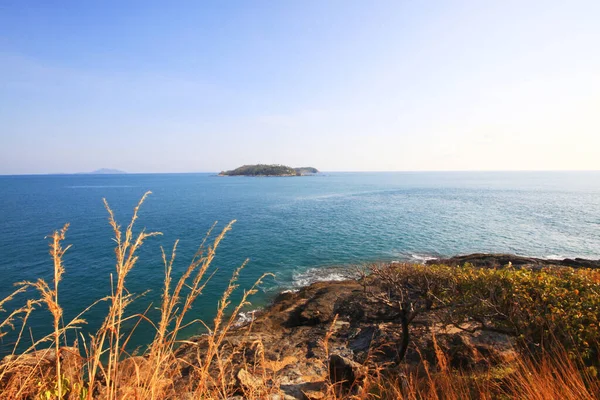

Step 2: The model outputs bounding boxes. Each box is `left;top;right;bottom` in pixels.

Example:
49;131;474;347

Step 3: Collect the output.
562;258;600;268
280;382;326;400
2;349;55;367
428;253;600;269
0;347;83;399
283;281;363;327
0;346;81;372
328;354;365;387
170;260;543;398
118;356;149;381
349;326;375;355
237;368;264;391
303;389;326;399
446;335;477;369
471;330;517;363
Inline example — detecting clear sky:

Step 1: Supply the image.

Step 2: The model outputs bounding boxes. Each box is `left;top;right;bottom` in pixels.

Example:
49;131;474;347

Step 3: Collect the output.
1;1;599;174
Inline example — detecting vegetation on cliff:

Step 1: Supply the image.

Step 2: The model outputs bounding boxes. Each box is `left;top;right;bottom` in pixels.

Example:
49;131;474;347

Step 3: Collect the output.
0;194;598;399
367;262;600;366
219;164;319;176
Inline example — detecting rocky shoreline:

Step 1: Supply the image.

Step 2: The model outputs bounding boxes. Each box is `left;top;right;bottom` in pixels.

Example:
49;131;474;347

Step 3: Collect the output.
172;253;600;399
427;253;600;269
175;253;599;398
5;254;597;399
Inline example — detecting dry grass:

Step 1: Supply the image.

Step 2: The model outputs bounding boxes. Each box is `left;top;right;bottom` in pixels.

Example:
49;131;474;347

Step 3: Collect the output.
395;340;600;400
0;193;598;399
316;335;599;400
0;192;274;399
502;346;600;400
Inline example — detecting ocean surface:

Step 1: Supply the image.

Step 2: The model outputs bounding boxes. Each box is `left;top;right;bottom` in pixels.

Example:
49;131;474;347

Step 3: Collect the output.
1;171;599;354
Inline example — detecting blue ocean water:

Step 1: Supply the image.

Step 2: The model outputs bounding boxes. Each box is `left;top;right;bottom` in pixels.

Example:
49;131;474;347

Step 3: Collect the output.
1;172;599;353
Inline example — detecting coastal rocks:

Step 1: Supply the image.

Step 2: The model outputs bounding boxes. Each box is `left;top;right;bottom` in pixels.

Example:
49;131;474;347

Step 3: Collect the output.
428;253;600;269
0;347;83;398
557;257;600;268
0;262;525;399
236;368;265;392
1;346;81;371
285;282;363;327
173;273;519;399
117;356;151;382
328;354;366;387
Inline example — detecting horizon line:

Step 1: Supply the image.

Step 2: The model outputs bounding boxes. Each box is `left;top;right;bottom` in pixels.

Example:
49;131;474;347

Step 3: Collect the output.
2;169;600;177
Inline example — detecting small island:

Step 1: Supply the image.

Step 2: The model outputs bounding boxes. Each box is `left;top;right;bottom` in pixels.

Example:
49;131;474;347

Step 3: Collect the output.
219;164;319;177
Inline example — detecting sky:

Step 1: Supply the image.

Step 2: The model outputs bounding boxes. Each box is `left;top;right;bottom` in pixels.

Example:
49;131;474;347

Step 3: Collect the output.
1;1;599;174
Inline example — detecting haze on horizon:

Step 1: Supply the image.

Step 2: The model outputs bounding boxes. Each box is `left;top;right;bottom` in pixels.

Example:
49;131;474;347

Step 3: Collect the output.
1;1;599;175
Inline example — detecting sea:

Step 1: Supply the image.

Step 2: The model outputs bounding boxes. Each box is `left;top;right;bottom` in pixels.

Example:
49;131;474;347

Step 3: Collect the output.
1;171;599;354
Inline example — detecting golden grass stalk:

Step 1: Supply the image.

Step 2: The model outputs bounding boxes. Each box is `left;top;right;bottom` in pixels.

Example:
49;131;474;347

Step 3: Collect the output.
191;261;274;398
0;286;30;340
0;287;41;387
82;191;160;398
503;346;600;400
47;223;70;400
3;193;272;399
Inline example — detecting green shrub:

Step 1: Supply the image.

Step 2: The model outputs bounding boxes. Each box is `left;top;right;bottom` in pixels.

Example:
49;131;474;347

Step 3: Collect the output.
379;263;600;364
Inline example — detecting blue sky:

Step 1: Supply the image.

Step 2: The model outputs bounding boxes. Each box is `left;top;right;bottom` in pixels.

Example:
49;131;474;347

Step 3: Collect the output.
1;1;599;174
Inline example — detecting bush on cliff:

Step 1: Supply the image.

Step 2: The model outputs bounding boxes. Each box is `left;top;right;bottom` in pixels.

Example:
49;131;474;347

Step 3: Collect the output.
369;262;600;368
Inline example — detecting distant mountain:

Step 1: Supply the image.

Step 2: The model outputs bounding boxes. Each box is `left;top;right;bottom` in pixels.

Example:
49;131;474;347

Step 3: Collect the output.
84;168;127;174
219;164;319;177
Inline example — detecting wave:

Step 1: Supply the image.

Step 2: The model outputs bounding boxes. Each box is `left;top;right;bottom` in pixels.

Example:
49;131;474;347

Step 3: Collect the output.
408;254;438;264
291;266;358;288
542;254;568;260
235;309;261;327
295;189;405;201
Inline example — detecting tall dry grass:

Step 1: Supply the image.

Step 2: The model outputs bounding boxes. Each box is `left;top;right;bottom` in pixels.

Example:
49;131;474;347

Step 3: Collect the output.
319;333;599;400
396;338;600;400
0;192;273;399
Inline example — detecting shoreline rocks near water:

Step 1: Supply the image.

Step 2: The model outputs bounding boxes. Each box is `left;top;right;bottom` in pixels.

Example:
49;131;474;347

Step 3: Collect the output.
174;253;598;398
179;253;585;398
427;253;600;269
4;253;597;399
